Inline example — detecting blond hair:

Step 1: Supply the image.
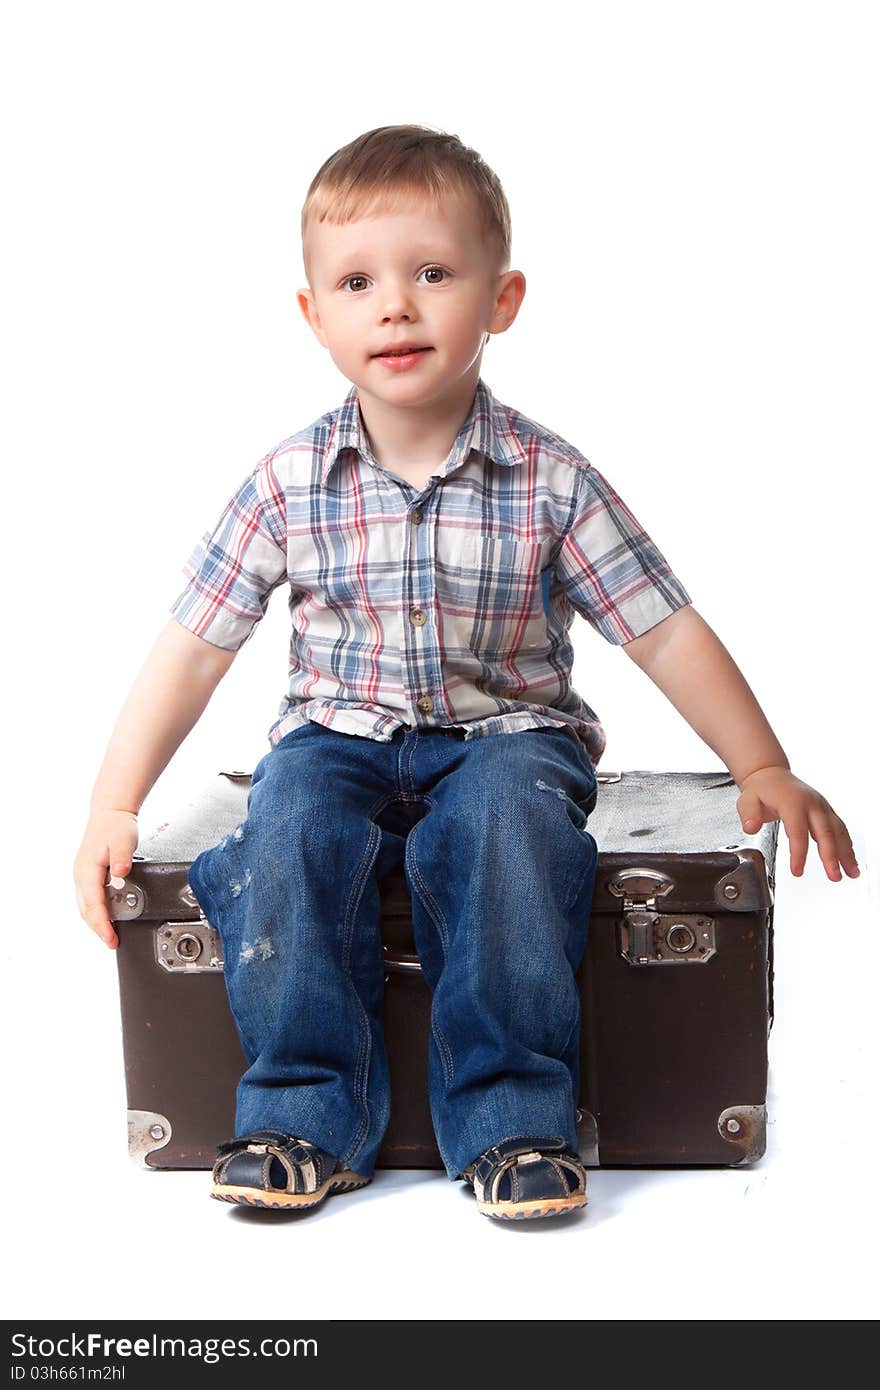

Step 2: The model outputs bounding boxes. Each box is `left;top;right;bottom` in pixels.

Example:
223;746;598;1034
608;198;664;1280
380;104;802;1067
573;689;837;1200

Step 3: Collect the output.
301;124;511;280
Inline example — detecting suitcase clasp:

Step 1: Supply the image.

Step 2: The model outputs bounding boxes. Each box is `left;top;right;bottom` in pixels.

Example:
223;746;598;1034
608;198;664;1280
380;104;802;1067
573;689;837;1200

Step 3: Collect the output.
155;920;225;972
609;870;717;966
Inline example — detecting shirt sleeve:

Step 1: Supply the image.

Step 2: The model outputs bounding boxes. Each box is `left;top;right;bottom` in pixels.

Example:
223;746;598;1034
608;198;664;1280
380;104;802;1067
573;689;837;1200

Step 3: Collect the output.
554;463;692;643
168;454;288;651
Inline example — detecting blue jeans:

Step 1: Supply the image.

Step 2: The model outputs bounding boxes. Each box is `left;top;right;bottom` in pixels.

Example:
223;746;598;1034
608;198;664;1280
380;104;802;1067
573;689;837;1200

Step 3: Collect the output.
187;722;599;1180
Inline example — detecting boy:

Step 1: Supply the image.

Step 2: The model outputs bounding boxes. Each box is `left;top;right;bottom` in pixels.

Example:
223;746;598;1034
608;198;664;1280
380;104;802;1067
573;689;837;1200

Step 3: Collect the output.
74;124;859;1221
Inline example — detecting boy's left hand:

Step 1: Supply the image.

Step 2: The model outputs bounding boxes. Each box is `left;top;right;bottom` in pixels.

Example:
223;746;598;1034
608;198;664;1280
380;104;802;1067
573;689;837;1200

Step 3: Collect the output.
736;766;860;882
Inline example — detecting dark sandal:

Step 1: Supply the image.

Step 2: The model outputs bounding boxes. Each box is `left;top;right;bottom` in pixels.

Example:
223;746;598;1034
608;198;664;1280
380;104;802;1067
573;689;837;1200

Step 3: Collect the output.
462;1136;587;1220
211;1129;371;1210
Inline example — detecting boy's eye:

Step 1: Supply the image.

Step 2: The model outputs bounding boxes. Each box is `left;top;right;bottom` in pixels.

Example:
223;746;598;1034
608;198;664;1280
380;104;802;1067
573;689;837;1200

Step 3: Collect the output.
340;267;449;293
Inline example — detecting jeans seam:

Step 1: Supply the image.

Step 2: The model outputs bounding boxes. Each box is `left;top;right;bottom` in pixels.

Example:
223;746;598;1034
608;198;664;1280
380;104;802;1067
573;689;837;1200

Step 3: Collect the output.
405;820;456;1090
557;997;582;1076
339;820;382;1169
563;818;598;911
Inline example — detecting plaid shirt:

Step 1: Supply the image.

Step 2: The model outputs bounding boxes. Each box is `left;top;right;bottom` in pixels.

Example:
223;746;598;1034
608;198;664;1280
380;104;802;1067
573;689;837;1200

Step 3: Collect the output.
169;377;691;767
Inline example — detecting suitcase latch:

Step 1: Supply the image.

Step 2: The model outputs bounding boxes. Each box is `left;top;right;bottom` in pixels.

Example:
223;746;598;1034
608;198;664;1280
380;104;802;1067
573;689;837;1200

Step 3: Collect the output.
609;870;717;966
155;920;225;972
619;908;717;965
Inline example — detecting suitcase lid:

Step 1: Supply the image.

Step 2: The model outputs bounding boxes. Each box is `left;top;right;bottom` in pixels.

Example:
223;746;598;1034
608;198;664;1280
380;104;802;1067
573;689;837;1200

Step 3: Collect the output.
589;770;778;862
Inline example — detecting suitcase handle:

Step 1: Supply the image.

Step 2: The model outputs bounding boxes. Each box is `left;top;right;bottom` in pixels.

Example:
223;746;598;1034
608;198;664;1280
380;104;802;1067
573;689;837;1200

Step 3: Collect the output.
383;946;422;975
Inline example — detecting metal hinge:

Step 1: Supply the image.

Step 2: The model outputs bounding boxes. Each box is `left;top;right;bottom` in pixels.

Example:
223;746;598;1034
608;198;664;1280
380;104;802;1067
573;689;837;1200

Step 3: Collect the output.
608;869;717;966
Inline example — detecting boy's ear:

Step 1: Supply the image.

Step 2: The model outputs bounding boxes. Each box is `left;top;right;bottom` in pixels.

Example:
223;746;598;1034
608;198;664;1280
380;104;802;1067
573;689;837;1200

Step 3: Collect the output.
297;288;328;347
490;270;526;336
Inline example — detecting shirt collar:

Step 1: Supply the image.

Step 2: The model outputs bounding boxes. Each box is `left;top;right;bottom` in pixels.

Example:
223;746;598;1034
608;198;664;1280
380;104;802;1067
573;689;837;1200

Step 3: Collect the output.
319;376;527;487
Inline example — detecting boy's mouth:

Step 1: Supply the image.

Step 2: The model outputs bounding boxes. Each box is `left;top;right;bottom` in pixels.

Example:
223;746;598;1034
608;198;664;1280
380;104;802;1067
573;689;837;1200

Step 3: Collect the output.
372;345;432;357
371;345;434;371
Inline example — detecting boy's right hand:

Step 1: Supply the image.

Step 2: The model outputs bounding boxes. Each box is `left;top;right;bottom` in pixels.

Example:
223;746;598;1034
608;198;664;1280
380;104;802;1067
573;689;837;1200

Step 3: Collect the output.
74;810;140;949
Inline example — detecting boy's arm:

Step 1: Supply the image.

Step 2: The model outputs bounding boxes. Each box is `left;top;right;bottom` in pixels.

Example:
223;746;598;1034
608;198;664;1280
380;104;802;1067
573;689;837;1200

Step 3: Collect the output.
621;605;860;882
88;618;236;814
74;618;238;947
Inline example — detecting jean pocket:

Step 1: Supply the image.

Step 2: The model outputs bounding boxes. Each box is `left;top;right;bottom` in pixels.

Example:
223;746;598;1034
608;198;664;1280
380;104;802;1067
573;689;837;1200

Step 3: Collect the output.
545;728;598;813
274;721;317;750
252;723;313;789
576;779;598;818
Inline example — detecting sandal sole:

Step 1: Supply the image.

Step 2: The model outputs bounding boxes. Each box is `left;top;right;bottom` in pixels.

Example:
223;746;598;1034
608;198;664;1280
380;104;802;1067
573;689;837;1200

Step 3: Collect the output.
211;1171;370;1210
476;1192;587;1220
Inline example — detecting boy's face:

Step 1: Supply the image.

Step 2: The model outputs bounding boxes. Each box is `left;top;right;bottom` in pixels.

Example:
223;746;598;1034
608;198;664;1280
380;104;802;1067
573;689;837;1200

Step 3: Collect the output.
297;190;524;407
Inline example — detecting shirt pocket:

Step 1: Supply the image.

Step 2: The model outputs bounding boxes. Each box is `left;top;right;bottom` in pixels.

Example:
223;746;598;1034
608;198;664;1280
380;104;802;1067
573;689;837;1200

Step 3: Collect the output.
434;528;550;665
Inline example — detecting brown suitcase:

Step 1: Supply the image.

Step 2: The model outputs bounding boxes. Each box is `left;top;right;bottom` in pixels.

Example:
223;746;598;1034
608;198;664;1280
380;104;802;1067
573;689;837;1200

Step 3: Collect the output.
114;769;778;1170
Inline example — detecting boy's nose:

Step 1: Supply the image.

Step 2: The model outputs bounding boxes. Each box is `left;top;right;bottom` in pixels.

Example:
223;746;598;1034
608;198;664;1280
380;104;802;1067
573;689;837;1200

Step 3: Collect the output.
378;285;417;319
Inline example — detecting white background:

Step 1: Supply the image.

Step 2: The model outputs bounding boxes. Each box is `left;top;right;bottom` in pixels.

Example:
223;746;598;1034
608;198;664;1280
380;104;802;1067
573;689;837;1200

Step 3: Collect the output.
2;0;877;1322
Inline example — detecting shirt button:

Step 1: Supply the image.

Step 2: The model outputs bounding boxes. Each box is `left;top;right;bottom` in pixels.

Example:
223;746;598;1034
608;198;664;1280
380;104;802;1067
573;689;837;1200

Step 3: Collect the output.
416;695;433;713
411;508;423;524
409;609;427;627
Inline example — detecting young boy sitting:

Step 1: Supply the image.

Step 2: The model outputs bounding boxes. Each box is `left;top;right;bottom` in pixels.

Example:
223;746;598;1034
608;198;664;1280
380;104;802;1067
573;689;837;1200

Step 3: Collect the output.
74;124;859;1221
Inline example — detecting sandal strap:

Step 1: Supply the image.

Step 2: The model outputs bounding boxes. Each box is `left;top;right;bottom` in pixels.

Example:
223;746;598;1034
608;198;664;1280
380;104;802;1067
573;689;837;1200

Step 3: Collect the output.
469;1136;578;1204
216;1129;309;1159
213;1130;333;1195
